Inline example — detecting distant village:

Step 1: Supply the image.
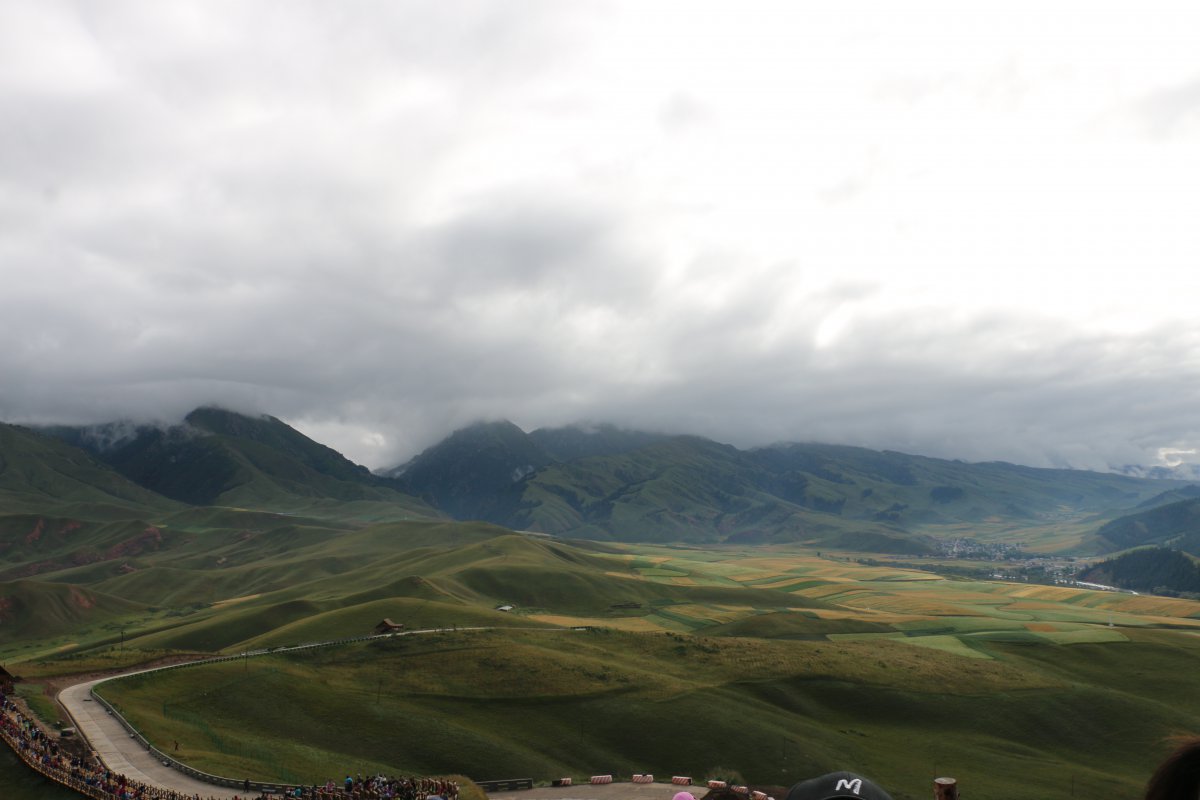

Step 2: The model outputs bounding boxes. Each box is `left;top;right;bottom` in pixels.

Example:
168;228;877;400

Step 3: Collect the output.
859;537;1128;592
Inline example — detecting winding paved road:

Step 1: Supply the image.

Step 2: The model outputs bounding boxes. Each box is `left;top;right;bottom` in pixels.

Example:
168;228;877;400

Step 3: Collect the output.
51;627;693;800
59;675;241;799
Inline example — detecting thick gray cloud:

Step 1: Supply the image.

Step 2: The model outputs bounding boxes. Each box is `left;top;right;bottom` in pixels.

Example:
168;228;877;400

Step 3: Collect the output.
3;0;1200;473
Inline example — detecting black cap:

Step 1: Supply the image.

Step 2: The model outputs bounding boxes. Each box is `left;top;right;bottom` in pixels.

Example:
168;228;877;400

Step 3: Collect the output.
784;772;893;800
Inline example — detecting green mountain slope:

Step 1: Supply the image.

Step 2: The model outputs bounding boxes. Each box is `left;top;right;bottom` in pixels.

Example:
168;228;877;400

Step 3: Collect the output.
0;422;180;517
389;420;554;521
528;423;669;461
388;422;1177;549
1078;548;1200;595
42;408;437;516
1093;497;1200;554
0;579;145;640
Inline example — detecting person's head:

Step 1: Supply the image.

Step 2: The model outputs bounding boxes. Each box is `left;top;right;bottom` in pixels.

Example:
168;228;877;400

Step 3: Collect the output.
785;772;893;800
674;793;697;800
1143;737;1200;800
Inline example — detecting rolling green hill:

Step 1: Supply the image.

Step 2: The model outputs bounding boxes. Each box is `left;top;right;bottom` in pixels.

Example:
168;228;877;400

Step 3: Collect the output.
94;626;1200;800
0;579;145;640
6;507;1200;800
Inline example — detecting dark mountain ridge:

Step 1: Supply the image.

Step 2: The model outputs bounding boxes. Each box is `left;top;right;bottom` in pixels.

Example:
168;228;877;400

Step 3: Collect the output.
1093;496;1200;555
0;422;180;516
380;419;1183;550
1078;548;1200;596
39;408;433;512
4;409;1188;552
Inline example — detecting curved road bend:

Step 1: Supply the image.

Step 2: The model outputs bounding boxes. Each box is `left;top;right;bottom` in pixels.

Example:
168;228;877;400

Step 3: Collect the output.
58;676;241;799
54;628;679;800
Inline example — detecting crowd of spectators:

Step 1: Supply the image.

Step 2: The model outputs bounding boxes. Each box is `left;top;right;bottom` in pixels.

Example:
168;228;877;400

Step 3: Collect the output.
1;691;457;800
285;774;458;800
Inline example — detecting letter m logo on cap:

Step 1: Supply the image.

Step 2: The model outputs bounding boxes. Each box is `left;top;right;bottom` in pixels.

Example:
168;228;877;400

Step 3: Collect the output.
835;778;863;795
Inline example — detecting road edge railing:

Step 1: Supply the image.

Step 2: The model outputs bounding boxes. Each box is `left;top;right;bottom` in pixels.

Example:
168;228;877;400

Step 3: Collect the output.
72;625;561;795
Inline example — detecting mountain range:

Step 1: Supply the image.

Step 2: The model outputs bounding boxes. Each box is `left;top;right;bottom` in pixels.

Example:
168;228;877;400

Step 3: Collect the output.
0;407;1191;558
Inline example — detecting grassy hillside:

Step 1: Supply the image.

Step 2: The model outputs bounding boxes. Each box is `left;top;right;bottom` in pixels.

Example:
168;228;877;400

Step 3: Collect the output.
95;625;1200;800
41;408;438;515
10;514;1200;664
384;422;1181;550
1080;548;1200;595
1094;497;1200;554
389;420;554;521
0;423;179;516
5;514;1200;800
0;579;145;640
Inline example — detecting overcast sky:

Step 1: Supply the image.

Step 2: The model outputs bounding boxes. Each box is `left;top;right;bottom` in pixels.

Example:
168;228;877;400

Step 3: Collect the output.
3;1;1200;471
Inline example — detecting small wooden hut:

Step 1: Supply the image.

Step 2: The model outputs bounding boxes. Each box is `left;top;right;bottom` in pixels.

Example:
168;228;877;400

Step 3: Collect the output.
373;618;405;635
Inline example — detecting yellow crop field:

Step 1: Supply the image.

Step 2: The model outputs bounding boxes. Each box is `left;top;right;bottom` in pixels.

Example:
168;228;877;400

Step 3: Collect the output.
754;577;822;590
998;585;1088;601
665;604;753;624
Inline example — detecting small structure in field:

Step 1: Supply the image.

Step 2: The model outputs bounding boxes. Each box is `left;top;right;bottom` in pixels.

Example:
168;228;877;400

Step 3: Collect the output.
373;619;405;635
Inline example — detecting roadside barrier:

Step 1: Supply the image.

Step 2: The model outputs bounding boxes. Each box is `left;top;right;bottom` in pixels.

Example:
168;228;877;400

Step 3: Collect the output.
708;779;728;789
632;773;654;783
72;625;552;795
591;774;614;784
673;775;693;785
752;791;770;799
553;777;573;786
476;778;534;792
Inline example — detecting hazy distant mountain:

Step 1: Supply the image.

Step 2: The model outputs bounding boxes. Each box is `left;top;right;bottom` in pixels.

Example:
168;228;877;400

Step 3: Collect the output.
385;420;555;522
528;423;670;462
9;409;1189;552
1118;462;1200;481
1134;485;1200;510
41;408;433;512
381;421;1180;549
1093;497;1200;555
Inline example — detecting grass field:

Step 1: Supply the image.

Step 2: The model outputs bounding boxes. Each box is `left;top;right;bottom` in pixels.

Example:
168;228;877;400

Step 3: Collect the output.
10;524;1200;800
94;625;1200;800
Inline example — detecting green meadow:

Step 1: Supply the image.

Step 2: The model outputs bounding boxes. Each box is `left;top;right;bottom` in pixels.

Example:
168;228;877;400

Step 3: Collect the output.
5;517;1194;800
94;625;1200;800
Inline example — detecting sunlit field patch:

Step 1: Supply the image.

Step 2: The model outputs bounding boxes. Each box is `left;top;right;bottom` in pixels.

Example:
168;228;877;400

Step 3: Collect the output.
636;567;689;578
1035;629;1128;644
212;593;263;607
662;604;754;624
891;634;992;659
526;614;665;632
1024;622;1059;632
750;576;824;590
